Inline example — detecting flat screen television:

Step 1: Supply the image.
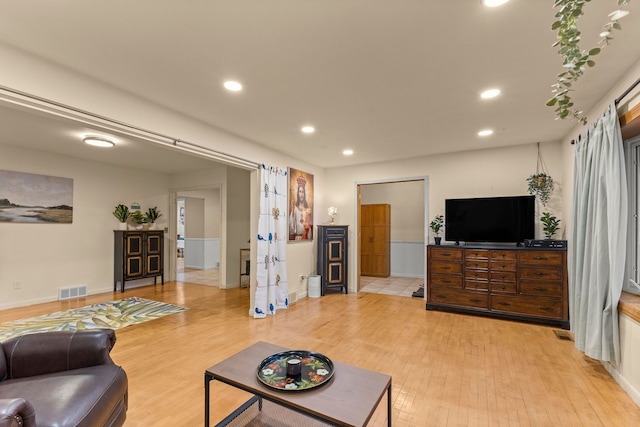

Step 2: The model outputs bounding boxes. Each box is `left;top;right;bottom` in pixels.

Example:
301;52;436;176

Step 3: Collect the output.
444;195;535;244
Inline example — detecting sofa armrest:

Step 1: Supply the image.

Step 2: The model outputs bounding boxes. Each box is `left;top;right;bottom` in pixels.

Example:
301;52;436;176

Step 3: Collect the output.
0;398;36;427
2;330;117;379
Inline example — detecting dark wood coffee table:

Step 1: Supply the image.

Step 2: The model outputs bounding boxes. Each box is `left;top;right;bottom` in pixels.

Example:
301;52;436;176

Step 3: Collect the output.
204;341;392;426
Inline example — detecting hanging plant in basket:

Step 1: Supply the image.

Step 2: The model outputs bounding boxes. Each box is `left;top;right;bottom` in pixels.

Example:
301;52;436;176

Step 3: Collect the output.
527;173;554;206
527;143;554;206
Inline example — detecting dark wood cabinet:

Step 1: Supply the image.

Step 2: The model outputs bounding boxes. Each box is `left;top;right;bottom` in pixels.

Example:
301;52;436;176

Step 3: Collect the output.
114;230;164;292
317;225;348;295
426;245;568;328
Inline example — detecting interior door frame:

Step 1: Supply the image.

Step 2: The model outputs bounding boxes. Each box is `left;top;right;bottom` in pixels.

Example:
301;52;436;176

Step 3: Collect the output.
354;176;430;292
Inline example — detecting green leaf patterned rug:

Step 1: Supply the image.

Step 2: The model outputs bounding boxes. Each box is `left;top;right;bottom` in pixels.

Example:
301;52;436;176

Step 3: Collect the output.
0;297;188;342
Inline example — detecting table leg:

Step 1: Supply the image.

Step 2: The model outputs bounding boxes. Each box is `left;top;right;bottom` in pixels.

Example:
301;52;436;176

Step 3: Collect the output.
387;381;392;426
204;373;213;427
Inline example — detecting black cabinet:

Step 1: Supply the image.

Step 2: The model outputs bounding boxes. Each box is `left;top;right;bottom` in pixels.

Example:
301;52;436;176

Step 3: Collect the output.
317;225;348;295
114;230;164;292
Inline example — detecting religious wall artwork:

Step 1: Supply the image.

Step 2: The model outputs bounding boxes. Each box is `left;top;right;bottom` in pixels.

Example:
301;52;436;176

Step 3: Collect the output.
288;167;314;241
0;170;73;223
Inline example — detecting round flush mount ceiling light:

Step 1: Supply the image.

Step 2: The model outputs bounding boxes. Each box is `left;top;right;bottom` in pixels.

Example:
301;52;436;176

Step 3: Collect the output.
480;88;501;99
223;80;243;92
83;136;115;148
301;126;315;134
343;149;354;156
483;0;510;7
478;129;494;137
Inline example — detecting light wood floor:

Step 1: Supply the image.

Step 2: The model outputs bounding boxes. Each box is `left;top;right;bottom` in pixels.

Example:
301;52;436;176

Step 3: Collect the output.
1;282;639;426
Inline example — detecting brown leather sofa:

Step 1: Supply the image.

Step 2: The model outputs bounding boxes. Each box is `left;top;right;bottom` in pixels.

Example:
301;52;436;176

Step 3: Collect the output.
0;329;128;427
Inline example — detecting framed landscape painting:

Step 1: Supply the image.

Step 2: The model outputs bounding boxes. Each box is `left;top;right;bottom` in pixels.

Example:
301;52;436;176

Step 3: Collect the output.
0;170;73;223
288;167;314;241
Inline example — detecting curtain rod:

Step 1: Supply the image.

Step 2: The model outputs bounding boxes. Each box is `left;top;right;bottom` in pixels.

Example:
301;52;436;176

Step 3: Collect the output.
570;78;640;144
615;76;640;106
0;84;260;170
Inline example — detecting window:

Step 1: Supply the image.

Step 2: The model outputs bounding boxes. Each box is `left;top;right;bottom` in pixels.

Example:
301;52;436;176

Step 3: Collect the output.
625;135;640;292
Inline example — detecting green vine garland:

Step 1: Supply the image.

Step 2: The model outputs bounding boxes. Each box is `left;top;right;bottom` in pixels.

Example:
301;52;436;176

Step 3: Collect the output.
546;0;631;124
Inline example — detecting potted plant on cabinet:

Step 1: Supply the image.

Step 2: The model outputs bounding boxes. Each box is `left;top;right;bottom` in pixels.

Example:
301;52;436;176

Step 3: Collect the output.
130;210;146;229
430;214;444;245
113;204;130;230
144;206;162;229
541;212;561;239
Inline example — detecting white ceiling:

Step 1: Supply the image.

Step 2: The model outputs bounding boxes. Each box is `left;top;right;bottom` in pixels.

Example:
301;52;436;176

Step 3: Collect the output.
1;0;639;171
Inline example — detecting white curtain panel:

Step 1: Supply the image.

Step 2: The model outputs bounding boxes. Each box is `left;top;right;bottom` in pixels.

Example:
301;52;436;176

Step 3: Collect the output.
254;164;289;318
569;103;628;362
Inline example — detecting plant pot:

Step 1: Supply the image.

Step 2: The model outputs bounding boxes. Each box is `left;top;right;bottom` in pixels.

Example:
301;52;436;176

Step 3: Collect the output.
118;222;127;230
434;237;442;245
148;222;157;230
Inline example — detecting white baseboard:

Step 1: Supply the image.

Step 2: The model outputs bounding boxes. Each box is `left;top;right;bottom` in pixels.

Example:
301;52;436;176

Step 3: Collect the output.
603;361;640;407
0;285;114;311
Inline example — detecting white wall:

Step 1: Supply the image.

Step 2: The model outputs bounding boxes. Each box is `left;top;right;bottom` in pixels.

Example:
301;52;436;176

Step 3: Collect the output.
225;167;250;288
179;189;221;238
0;144;169;309
325;141;566;291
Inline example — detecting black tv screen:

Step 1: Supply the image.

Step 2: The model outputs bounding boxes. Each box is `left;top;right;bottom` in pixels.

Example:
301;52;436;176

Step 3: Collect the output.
445;196;535;243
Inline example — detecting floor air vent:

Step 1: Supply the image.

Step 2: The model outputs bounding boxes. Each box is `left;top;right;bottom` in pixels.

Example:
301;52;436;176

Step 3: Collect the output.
554;330;574;341
58;285;88;301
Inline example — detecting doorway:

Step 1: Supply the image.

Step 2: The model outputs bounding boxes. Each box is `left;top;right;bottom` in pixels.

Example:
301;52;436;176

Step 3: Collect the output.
356;178;428;296
173;188;222;287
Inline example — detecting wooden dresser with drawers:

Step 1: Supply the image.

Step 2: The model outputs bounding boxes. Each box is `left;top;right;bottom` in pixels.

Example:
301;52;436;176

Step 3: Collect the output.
426;244;568;329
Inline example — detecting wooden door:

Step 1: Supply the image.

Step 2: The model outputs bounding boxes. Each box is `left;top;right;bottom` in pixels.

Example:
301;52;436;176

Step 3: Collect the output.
360;204;390;277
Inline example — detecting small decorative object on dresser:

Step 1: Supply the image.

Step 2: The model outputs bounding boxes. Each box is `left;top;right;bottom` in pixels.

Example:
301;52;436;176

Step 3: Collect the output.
328;206;338;225
430;214;444;245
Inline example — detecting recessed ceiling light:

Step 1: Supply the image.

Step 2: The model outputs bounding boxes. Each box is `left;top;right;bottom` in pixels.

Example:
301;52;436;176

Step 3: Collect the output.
478;129;494;137
480;88;501;99
301;126;315;134
483;0;510;7
343;149;354;156
223;80;243;92
83;136;115;148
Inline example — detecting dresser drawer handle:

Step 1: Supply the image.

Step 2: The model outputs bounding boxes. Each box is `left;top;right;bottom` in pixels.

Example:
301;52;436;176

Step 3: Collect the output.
533;256;546;260
497;302;511;306
470;298;482;303
533;272;545;276
540;306;554;312
442;253;451;257
441;266;451;270
533;287;548;292
442;279;451;284
436;294;446;298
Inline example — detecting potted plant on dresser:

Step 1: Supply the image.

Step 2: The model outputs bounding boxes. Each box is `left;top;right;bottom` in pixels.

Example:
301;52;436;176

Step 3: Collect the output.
541;212;561;239
430;214;444;245
113;204;130;230
130;210;146;229
144;207;162;229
